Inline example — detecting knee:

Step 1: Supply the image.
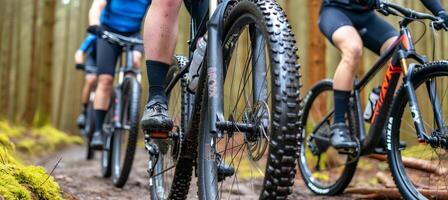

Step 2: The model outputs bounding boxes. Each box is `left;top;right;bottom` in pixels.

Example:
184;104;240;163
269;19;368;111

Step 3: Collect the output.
85;76;97;87
341;42;363;66
97;75;113;91
133;51;142;67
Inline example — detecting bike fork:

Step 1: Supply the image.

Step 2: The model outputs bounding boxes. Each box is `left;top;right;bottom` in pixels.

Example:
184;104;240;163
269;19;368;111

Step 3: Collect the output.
403;63;432;142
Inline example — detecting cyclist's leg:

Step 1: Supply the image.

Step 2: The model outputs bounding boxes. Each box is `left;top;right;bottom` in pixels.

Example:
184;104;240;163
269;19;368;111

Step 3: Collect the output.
132;51;143;68
132;33;144;68
91;36;122;148
141;0;182;132
319;6;361;149
78;54;97;128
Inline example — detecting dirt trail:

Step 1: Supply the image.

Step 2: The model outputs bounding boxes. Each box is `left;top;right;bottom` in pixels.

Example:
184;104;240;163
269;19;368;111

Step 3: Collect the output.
36;145;354;200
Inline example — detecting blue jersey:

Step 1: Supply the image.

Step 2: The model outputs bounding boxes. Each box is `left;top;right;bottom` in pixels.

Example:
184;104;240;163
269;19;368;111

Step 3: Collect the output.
79;34;96;53
101;0;152;33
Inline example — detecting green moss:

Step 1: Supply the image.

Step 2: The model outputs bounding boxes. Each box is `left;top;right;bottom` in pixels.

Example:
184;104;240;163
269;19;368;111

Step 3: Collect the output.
0;134;15;151
31;125;83;152
0;120;72;200
16;139;39;155
0;165;31;200
14;165;63;200
0;121;25;138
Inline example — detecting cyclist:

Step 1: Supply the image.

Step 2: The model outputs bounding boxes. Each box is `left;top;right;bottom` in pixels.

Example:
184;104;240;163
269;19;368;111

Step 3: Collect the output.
88;0;150;149
75;33;97;129
319;0;448;150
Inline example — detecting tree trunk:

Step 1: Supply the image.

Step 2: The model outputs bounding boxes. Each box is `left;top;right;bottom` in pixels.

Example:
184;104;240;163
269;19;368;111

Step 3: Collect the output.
307;0;326;113
34;0;57;126
23;0;40;125
56;2;72;127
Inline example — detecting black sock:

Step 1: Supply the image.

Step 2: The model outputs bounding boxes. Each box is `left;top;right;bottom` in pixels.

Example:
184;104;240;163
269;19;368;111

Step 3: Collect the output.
94;110;107;132
146;60;169;102
82;103;88;114
333;89;351;124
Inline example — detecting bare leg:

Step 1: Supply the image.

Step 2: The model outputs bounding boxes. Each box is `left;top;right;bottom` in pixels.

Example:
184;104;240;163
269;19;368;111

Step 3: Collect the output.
140;0;182;133
81;74;97;104
94;75;113;110
329;26;363;149
332;26;363;91
143;0;182;63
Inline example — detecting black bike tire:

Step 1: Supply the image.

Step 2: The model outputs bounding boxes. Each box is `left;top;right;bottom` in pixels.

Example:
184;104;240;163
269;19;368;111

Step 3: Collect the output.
198;1;301;199
112;77;141;187
85;99;95;160
297;80;358;195
150;63;195;200
387;61;448;200
101;108;114;178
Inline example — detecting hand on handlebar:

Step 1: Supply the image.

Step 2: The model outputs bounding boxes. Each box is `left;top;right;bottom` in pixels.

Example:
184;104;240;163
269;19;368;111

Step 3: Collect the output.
87;25;103;36
75;63;85;71
434;11;448;31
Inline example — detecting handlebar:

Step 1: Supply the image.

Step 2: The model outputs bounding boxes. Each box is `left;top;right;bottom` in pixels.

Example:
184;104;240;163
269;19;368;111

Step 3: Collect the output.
378;1;446;30
87;26;144;46
102;31;144;46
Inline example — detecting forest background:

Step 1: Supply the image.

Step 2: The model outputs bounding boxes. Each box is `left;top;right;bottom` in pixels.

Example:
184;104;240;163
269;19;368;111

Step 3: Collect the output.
0;0;447;133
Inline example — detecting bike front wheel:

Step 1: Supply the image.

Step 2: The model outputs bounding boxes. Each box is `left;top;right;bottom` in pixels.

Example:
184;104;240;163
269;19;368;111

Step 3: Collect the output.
111;77;141;187
388;61;448;200
198;0;301;199
85;97;95;160
101;107;114;178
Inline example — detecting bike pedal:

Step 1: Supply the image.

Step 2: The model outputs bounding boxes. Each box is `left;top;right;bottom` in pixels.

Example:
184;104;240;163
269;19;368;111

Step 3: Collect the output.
149;131;169;139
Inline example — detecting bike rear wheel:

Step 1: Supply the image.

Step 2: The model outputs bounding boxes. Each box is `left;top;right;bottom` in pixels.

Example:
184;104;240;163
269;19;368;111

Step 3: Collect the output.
297;80;358;195
111;77;141;187
149;60;194;200
198;1;301;199
388;62;448;200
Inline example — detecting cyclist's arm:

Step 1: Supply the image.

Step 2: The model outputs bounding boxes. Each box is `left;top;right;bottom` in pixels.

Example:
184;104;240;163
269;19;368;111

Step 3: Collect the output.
79;34;96;53
420;0;445;15
89;0;107;25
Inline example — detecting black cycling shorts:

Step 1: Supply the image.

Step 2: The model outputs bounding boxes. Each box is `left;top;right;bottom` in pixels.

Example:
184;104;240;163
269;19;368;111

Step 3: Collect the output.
96;25;144;76
84;52;98;74
319;5;399;55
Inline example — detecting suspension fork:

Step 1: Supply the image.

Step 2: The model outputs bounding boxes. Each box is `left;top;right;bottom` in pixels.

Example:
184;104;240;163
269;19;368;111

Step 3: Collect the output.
207;1;232;136
402;62;432;142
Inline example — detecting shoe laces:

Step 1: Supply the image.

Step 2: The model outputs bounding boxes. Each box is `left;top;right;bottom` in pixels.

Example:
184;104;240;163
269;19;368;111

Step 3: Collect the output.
147;102;166;114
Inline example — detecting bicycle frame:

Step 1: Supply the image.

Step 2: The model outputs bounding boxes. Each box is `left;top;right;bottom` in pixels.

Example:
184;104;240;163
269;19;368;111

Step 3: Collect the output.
350;19;438;155
163;0;235;136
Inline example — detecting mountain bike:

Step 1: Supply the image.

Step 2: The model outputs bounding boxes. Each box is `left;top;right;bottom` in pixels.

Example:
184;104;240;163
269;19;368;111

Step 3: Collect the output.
75;63;97;160
92;30;143;188
144;0;301;199
298;2;448;199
